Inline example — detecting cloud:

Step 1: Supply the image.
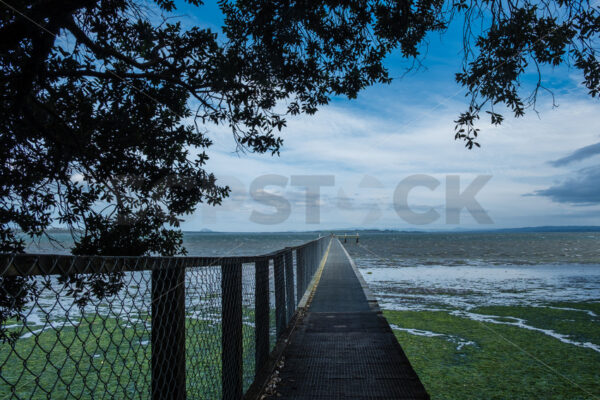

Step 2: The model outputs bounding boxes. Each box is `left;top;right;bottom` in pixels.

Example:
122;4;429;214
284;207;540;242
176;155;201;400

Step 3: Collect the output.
533;166;600;204
549;142;600;167
180;88;600;230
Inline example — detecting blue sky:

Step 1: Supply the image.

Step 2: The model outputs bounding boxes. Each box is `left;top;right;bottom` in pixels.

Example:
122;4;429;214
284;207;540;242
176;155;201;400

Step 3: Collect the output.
171;2;600;232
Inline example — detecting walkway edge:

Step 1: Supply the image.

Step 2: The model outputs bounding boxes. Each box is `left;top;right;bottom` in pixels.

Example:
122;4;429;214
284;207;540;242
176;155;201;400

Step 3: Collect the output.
270;239;431;399
245;238;333;400
339;239;431;400
298;238;332;309
337;239;380;312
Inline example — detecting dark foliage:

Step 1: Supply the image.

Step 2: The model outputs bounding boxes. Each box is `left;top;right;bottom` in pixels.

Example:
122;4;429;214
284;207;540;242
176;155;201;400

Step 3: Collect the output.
453;0;599;148
0;275;37;343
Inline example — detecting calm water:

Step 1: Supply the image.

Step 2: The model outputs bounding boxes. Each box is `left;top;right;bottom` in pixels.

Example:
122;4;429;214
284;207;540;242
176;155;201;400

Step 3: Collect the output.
25;230;600;310
341;232;600;356
344;232;600;310
24;231;321;256
28;231;600;261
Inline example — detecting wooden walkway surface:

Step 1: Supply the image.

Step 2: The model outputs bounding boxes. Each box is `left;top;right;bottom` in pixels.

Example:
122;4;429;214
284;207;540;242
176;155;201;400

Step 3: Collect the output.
271;239;429;399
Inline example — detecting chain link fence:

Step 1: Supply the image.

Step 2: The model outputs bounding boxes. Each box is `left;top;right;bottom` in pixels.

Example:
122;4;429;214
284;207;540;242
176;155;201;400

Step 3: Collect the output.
0;236;330;399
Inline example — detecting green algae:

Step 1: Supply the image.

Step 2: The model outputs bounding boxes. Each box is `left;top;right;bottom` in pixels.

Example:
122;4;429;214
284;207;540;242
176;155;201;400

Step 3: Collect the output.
384;303;600;400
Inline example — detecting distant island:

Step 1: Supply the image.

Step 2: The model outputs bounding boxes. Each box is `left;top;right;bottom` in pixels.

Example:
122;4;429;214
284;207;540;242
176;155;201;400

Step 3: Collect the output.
182;226;600;234
485;226;600;233
29;225;600;235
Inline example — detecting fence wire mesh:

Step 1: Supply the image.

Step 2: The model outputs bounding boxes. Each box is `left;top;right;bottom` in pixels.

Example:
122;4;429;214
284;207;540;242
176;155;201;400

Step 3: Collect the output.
185;262;222;399
0;237;330;399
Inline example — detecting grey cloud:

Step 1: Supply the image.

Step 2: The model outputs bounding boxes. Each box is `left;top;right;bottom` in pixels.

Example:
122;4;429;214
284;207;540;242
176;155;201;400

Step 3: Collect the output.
549;142;600;167
533;166;600;204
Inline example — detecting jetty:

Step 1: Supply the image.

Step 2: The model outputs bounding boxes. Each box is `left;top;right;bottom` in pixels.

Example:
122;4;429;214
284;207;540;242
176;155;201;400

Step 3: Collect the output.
1;235;427;399
266;238;428;399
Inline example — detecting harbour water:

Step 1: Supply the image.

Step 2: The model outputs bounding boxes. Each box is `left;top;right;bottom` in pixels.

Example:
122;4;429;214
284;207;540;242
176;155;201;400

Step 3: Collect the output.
25;231;600;313
25;230;600;333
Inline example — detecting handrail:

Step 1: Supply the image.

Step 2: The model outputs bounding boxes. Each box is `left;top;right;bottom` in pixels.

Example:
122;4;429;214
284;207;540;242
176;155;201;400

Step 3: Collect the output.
0;236;329;277
0;235;332;400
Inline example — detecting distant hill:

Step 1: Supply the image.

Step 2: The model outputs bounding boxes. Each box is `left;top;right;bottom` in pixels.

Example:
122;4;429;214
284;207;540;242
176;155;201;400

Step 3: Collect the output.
284;226;600;234
38;226;599;235
355;226;600;233
334;226;599;233
314;226;600;234
489;226;600;233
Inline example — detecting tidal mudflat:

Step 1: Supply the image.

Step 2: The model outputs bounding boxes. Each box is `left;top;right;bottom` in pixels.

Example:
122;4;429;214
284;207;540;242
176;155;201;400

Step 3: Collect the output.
347;232;600;399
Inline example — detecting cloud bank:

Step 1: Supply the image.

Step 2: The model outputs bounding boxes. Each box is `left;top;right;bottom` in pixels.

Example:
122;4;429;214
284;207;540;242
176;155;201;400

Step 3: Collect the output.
534;166;600;205
549;142;600;167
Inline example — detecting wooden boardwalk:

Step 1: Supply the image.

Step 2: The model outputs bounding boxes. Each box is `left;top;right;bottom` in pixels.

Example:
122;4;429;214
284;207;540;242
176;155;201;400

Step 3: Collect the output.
271;239;429;399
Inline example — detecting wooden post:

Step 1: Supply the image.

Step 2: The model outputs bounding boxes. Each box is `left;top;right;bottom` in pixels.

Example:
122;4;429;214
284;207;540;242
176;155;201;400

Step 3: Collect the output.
221;260;243;400
273;253;286;338
152;261;186;400
284;250;295;323
295;248;305;302
254;258;270;374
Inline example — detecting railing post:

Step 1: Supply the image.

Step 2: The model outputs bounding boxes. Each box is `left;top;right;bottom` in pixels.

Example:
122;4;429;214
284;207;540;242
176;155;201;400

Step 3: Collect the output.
254;258;270;374
273;253;286;338
315;241;319;270
306;243;315;278
318;239;322;260
221;260;243;400
152;261;186;400
295;248;305;303
318;240;322;266
284;250;295;323
304;246;310;288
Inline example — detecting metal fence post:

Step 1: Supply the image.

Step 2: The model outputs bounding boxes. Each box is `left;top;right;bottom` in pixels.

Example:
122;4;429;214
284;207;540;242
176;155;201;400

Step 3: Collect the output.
222;260;243;400
254;258;270;374
296;248;305;302
304;246;310;288
319;240;322;267
307;244;312;277
273;253;286;338
284;250;295;323
312;242;317;274
318;239;322;261
151;261;186;400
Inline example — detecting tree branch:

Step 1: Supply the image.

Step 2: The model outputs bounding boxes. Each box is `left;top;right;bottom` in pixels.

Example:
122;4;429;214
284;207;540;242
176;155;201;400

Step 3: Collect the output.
65;17;161;70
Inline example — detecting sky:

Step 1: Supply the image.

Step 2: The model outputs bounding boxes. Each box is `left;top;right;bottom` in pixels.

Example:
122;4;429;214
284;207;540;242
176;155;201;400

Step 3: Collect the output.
171;2;600;232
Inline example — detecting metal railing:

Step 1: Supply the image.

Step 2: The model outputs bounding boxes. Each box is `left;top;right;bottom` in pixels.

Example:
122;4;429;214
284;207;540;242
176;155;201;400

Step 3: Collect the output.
0;236;331;400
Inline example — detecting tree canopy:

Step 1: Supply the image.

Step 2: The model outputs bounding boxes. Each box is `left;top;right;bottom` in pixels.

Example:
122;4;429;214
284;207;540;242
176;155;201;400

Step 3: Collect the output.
0;0;598;340
1;0;598;254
